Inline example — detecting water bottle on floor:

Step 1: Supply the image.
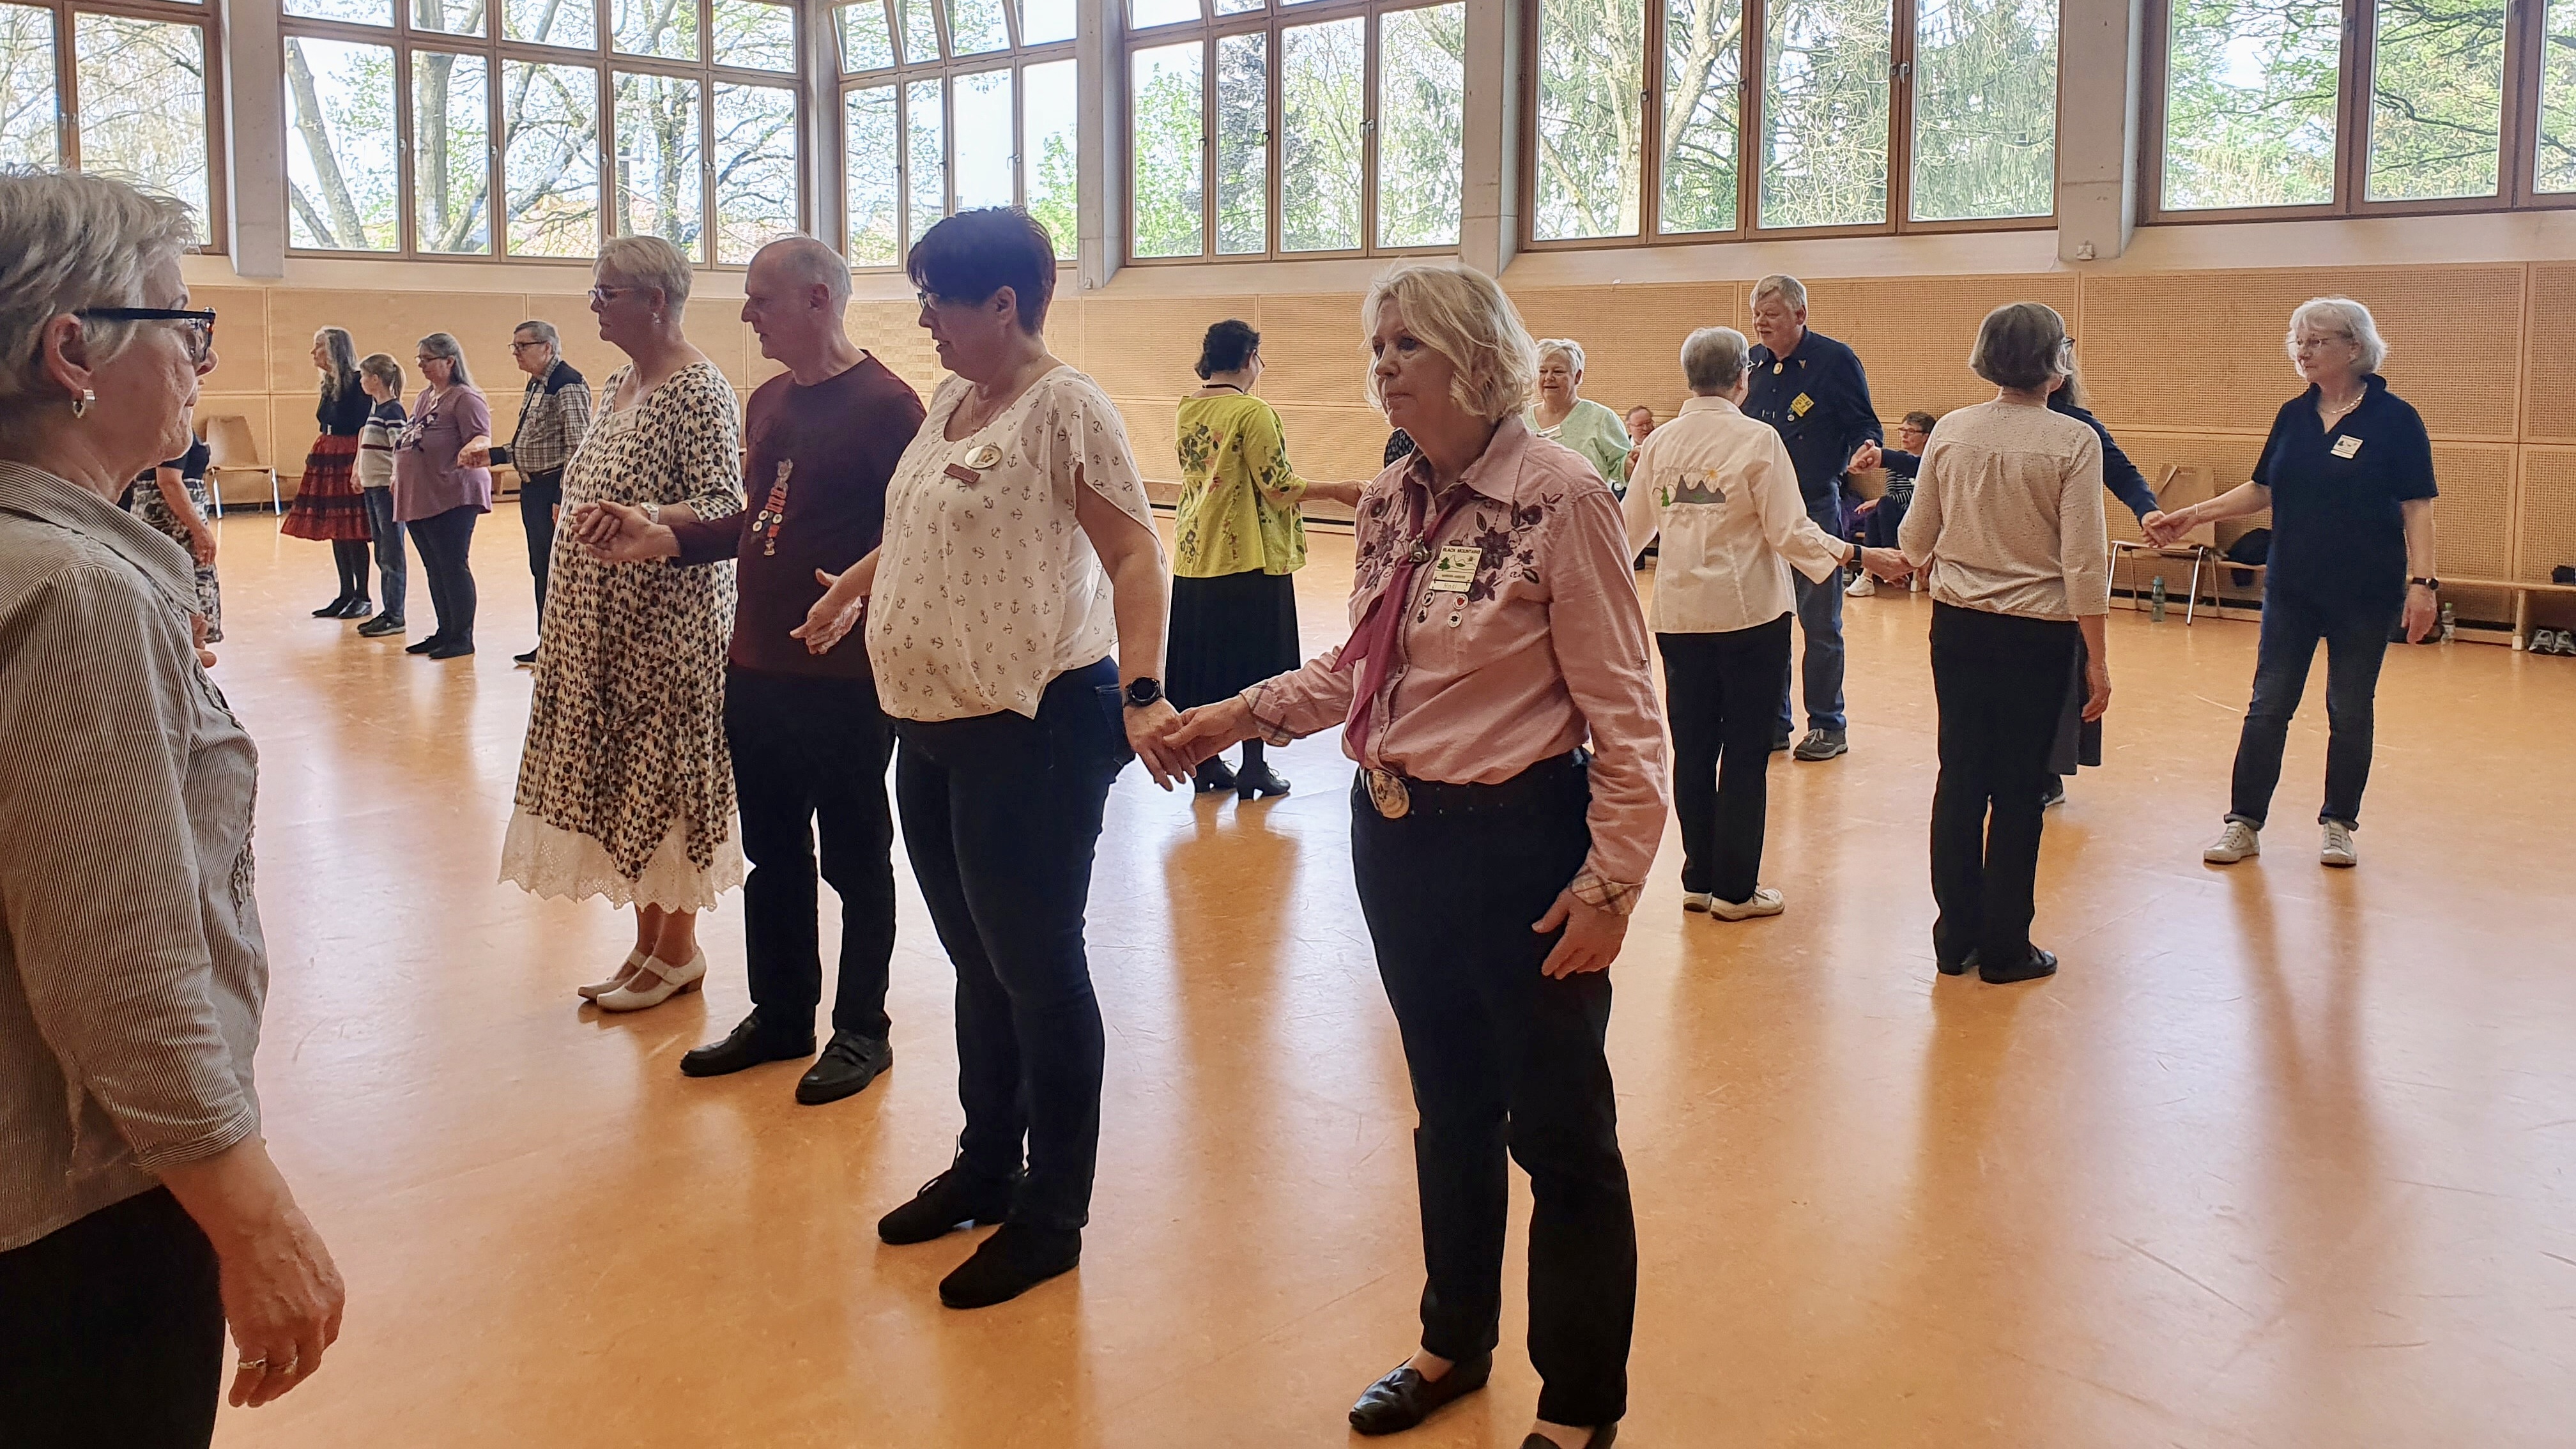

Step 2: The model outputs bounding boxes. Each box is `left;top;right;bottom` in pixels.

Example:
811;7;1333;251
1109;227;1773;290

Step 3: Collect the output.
2440;601;2456;642
2150;576;2167;622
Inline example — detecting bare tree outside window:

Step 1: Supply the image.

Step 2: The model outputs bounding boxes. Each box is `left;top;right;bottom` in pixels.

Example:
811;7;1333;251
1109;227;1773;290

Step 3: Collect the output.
2366;0;2504;201
2542;0;2576;190
711;79;795;260
713;0;795;69
0;4;59;170
505;0;596;45
845;81;900;261
615;70;702;252
2161;0;2340;208
1024;55;1079;254
413;0;488;38
615;0;699;60
953;66;1015;209
286;37;401;252
905;75;944;246
415;49;492;252
77;13;210;231
506;59;603;255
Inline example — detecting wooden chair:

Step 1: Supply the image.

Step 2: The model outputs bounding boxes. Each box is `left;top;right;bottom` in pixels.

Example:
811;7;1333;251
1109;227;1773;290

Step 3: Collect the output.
202;415;279;514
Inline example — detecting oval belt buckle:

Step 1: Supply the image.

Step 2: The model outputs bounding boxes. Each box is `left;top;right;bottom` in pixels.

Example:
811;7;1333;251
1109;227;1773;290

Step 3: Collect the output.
1365;767;1411;820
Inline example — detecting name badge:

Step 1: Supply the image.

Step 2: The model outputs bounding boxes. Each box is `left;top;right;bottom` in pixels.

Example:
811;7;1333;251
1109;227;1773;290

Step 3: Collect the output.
1427;544;1480;594
1789;392;1814;418
2331;434;2363;459
943;462;983;486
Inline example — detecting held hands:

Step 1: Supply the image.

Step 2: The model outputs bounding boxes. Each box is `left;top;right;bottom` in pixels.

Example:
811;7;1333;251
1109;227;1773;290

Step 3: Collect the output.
457;441;491;469
1857;546;1912;583
1849;440;1883;475
2140;508;2193;548
790;567;864;654
2403;584;2439;643
1535;888;1628;979
568;500;675;563
1125;698;1191;790
1158;697;1260;771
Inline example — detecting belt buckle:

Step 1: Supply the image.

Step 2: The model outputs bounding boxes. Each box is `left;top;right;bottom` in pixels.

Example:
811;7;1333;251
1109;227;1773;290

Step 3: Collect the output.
1364;767;1411;820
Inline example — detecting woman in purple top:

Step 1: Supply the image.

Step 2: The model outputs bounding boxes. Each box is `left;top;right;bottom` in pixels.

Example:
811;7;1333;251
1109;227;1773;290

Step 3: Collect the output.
392;332;493;659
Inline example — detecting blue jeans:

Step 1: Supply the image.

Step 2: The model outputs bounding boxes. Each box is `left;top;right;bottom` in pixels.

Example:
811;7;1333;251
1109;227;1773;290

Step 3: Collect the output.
2226;589;2398;829
1777;491;1848;734
362;487;406;618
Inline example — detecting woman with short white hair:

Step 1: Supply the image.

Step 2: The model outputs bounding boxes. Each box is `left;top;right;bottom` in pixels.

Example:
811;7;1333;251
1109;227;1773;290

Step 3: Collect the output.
2148;296;2439;869
0;167;344;1445
1530;336;1633;493
1168;264;1667;1449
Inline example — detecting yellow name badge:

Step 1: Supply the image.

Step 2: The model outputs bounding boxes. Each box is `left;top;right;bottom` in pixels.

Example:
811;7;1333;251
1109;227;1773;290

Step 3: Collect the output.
1789;392;1814;418
2331;434;2363;459
1428;544;1480;594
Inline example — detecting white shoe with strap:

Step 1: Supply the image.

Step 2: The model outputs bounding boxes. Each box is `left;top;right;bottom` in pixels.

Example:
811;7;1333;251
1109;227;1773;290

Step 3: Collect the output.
595;948;709;1013
576;948;650;1001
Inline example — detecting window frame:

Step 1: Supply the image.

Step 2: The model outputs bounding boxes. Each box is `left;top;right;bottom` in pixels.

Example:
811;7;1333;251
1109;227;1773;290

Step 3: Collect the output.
1516;0;2060;253
2141;0;2568;224
6;0;231;252
279;0;806;265
1120;0;1468;267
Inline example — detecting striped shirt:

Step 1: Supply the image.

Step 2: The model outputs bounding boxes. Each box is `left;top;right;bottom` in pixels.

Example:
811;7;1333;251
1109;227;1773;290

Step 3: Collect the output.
0;461;267;1253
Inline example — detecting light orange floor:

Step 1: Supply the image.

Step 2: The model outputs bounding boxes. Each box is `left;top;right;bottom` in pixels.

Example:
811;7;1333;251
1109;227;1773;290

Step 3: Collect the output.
194;505;2576;1448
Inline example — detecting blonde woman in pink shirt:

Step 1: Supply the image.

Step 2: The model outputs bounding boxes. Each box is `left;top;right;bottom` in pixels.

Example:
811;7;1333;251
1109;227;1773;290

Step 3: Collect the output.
1166;264;1667;1449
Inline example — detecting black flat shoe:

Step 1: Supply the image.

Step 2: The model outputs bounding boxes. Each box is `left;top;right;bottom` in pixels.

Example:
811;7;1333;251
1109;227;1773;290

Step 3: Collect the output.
513;647;539;666
679;1011;813;1078
425;639;475;660
1349;1351;1492;1436
937;1223;1080;1310
337;598;374;620
795;1030;892;1105
1237;763;1291;800
1936;949;1980;977
313;595;353;618
1980;947;2058;985
356;614;406;638
879;1162;1020;1245
1194;758;1238;794
1522;1424;1618;1449
404;634;448;655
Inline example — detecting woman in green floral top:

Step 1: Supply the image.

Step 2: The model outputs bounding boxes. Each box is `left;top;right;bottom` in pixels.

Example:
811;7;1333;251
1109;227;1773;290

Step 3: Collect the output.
1531;337;1632;496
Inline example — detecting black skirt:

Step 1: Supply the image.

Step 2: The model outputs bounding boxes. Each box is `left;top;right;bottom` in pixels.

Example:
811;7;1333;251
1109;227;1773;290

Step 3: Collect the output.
1168;569;1300;710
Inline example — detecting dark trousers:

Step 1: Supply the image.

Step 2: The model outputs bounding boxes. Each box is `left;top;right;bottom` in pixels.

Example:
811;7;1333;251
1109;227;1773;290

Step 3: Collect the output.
893;658;1128;1232
2227;588;2396;829
1659;615;1793;903
726;668;898;1039
1350;756;1635;1429
1928;603;2079;970
408;504;479;645
1777;491;1848;734
519;470;562;622
1862;493;1910;549
0;1188;224;1448
362;486;406;618
331;537;371;601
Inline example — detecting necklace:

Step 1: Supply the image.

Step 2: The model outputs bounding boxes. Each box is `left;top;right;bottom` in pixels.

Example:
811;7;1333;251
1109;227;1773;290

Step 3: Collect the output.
1205;382;1245;394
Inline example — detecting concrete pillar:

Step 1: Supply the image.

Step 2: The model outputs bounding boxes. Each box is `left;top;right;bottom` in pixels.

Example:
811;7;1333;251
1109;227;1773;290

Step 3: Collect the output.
220;0;286;277
1075;0;1123;293
2055;0;2145;264
1458;0;1522;276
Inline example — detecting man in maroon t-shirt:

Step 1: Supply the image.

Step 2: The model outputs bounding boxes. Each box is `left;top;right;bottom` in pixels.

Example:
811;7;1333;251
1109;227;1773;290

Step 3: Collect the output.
571;236;926;1105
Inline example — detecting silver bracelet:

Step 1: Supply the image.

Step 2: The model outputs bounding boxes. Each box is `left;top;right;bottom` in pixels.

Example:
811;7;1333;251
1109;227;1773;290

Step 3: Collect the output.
638;500;662;525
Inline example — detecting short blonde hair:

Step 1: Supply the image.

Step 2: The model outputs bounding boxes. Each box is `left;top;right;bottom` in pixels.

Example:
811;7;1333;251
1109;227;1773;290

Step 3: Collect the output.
2287;296;2387;372
597;233;693;308
1751;274;1807;311
1361;264;1537;424
1535;337;1586;375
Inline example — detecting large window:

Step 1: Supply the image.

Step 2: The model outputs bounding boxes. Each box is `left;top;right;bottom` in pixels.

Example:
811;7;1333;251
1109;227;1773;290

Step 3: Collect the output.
1126;0;1466;263
1529;0;2056;245
839;0;1077;268
0;1;222;241
2152;0;2566;218
282;0;802;261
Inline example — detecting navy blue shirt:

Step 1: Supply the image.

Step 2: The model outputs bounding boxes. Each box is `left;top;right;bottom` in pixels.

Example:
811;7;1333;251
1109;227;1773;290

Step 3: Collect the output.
2253;374;2435;609
2050;395;2159;523
1744;329;1882;517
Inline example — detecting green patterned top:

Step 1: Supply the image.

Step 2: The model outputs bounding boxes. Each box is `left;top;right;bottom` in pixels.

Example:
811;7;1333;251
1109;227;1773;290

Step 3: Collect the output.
1173;392;1310;578
1533;396;1632;494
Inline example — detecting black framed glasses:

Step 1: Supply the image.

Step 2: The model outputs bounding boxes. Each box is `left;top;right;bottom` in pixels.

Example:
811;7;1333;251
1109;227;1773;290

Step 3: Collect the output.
76;307;217;367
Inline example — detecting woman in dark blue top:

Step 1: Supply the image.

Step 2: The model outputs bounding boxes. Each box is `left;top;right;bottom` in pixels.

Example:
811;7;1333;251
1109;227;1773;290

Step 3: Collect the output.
2147;297;2439;869
2037;369;2174;804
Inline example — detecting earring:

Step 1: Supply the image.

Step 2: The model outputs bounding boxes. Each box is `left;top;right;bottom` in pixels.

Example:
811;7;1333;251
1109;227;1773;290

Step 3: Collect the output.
70;389;93;418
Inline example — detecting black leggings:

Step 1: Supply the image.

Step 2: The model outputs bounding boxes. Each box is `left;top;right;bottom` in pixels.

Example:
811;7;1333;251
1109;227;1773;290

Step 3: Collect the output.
0;1188;226;1448
332;537;371;601
408;504;480;644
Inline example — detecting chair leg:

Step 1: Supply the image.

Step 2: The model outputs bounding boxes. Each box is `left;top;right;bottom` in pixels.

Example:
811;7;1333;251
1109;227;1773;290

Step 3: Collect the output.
269;471;280;515
2184;547;2204;626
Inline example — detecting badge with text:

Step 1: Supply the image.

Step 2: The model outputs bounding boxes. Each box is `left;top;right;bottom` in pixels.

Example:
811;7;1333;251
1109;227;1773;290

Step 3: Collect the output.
1789;392;1814;418
2331;434;2363;459
1427;543;1480;594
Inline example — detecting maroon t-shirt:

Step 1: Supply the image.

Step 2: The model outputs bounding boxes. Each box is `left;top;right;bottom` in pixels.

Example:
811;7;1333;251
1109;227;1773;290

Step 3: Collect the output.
669;353;924;680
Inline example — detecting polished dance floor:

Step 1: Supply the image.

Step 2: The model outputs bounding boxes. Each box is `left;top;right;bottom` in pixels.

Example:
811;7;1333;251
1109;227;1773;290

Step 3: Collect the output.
194;505;2575;1447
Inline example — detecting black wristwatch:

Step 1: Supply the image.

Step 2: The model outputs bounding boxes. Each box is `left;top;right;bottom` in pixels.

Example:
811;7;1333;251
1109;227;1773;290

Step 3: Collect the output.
2409;576;2440;592
1124;677;1165;709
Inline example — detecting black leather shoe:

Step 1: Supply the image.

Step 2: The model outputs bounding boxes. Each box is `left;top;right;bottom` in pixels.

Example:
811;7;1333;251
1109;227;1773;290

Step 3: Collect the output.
1981;947;2059;985
680;1012;813;1078
425;638;475;660
937;1223;1080;1310
356;614;406;638
1349;1351;1492;1436
879;1162;1020;1245
337;598;374;620
1193;758;1237;794
1521;1423;1617;1449
513;647;539;666
795;1030;891;1105
1936;949;1979;977
313;595;353;618
405;633;447;655
1237;763;1291;800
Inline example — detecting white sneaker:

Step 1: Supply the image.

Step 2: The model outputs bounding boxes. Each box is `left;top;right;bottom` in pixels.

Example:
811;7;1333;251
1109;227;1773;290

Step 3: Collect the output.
2320;821;2358;868
2203;820;2260;864
1706;887;1786;920
1844;572;1877;598
1681;891;1714;913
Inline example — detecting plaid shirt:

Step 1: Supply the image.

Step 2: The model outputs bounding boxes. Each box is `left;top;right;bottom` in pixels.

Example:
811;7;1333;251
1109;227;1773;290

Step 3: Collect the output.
507;358;593;477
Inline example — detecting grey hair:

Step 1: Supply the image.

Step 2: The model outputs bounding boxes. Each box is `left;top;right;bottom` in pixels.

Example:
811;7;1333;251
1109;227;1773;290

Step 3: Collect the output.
753;234;853;310
0;168;197;441
2287;296;2387;373
1680;326;1751;394
417;332;473;388
1535;337;1587;375
597;233;693;309
514;319;561;357
1969;302;2071;391
1751;273;1807;311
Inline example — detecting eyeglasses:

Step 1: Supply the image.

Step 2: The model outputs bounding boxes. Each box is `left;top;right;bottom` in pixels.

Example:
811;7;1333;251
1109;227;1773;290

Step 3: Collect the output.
588;286;631;305
509;339;548;351
77;306;217;367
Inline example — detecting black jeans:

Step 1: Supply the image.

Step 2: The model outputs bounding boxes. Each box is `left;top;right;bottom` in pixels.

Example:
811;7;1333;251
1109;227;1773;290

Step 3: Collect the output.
1928;603;2079;970
0;1188;224;1448
1350;755;1635;1429
727;668;898;1039
1777;490;1848;735
519;470;562;621
2227;588;2397;829
408;504;479;645
893;658;1129;1232
1660;614;1793;903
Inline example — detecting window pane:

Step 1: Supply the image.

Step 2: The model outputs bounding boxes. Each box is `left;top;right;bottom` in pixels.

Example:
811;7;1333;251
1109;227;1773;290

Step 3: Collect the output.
1760;0;1890;227
1660;0;1743;234
505;61;602;256
712;82;797;263
1130;40;1203;257
615;72;702;256
1023;57;1077;256
75;15;210;229
907;77;944;246
2161;0;2340;210
1280;18;1362;251
1214;31;1266;254
0;4;59;170
898;0;939;61
949;0;1008;54
2541;0;2576;190
845;82;901;263
1377;2;1464;248
285;0;393;26
1022;0;1076;42
1910;0;2055;220
1215;0;1262;12
410;0;486;38
284;38;398;250
1533;0;1645;240
841;0;894;68
713;0;797;71
506;0;597;46
614;0;700;59
954;67;1014;208
413;50;491;254
1131;0;1200;27
2366;0;2503;201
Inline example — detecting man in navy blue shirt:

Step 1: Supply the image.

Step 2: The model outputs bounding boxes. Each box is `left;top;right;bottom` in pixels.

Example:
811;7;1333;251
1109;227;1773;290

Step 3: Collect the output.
1744;274;1883;760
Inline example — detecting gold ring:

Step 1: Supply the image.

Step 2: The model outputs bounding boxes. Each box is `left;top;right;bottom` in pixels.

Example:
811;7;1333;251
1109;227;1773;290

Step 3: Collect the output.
237;1357;267;1371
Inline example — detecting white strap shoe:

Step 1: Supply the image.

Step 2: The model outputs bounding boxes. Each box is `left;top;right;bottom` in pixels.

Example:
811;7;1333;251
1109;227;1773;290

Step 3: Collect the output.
595;948;709;1013
576;948;650;1001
